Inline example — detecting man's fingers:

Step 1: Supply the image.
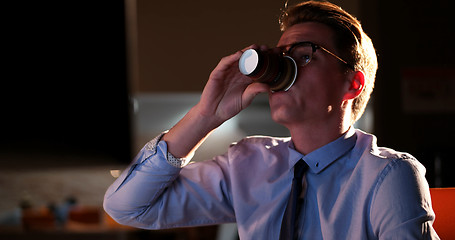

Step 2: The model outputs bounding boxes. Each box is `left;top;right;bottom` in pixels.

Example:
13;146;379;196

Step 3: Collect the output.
242;82;270;109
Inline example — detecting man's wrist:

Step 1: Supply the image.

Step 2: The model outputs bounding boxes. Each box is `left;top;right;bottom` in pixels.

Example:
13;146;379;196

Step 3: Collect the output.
146;131;191;168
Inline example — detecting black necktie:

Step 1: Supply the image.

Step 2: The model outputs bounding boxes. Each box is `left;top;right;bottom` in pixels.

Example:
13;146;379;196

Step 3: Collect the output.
279;160;308;240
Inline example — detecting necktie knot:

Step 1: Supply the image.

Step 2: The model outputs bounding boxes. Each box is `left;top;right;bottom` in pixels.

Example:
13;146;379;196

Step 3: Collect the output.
294;160;308;180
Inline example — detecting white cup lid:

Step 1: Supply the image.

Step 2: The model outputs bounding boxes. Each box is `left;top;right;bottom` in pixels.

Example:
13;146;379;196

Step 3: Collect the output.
239;49;259;75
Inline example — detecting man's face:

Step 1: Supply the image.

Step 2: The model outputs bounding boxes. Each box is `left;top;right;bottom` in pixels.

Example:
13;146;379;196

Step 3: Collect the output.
269;22;351;128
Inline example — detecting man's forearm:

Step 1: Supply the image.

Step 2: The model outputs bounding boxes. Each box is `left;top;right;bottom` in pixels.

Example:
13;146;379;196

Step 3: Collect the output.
162;104;221;159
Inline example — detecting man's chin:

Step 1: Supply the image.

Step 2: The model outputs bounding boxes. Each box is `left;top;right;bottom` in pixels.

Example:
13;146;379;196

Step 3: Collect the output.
270;109;291;126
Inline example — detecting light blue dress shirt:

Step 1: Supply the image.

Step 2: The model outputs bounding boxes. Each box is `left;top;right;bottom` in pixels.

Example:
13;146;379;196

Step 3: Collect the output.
104;128;439;239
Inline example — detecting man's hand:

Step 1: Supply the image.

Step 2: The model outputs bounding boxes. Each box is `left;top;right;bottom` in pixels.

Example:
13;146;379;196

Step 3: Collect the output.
196;46;270;127
162;45;269;159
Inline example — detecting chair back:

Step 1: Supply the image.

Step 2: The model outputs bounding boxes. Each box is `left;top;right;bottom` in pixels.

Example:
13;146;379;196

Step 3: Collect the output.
430;188;455;239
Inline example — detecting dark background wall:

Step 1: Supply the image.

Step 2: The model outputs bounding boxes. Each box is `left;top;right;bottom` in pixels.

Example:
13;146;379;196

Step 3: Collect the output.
362;0;455;187
2;1;131;165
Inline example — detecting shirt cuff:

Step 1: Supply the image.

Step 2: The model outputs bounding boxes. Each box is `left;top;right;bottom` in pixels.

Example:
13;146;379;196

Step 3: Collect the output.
152;131;191;168
166;151;190;168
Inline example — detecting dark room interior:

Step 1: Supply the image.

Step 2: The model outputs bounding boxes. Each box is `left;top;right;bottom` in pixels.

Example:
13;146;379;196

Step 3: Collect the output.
1;0;454;239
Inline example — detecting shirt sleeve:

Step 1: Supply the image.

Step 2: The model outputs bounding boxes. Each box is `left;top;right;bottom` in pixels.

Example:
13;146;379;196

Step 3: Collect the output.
103;132;236;229
370;156;440;239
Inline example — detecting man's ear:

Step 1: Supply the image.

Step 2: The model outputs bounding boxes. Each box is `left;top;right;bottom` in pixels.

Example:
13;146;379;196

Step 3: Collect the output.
343;71;365;101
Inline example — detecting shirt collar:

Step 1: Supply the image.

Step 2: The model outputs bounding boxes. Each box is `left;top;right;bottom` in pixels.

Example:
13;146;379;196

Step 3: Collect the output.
288;127;357;174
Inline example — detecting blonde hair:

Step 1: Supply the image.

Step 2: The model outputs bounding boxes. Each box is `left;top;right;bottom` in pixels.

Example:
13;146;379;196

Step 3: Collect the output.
280;1;378;122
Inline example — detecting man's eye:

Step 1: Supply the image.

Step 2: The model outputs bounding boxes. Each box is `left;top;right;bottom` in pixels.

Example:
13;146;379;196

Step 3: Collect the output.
299;55;311;64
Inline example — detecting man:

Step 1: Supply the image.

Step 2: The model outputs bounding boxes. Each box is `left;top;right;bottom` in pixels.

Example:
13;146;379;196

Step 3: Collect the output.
104;1;439;239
